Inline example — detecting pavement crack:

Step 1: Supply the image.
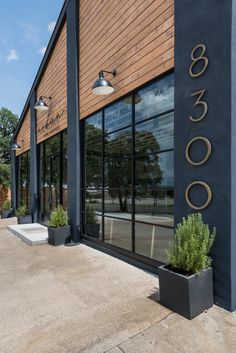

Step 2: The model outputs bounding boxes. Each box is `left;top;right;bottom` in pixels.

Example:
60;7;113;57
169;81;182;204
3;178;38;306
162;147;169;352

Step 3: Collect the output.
117;347;126;353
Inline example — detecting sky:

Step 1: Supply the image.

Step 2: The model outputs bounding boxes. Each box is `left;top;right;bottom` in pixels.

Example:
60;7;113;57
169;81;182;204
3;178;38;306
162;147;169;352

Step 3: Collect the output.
0;0;64;117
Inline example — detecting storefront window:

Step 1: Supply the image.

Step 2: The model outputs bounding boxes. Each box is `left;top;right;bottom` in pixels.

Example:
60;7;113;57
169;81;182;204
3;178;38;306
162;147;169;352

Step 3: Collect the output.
82;72;174;263
17;151;30;209
39;130;67;222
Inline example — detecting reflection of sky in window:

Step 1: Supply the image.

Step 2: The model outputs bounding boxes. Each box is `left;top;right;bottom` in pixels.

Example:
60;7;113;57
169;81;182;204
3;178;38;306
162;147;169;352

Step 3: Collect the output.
105;99;132;133
85;112;102;130
105;128;132;158
135;112;174;152
135;73;174;123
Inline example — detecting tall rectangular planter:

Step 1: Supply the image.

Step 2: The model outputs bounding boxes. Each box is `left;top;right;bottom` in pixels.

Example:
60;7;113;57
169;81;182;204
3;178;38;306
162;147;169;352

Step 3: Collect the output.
48;225;71;246
2;210;12;219
17;215;32;224
158;265;213;320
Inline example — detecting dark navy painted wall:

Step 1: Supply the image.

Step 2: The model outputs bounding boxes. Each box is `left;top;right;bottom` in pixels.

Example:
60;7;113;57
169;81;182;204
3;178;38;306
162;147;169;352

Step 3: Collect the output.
231;0;236;312
175;0;235;310
66;0;80;242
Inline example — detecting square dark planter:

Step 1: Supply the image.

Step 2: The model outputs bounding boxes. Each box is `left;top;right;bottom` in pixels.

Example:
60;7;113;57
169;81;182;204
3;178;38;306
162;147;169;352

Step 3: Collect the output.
17;215;32;224
2;210;12;219
48;225;71;246
158;265;213;320
86;224;100;239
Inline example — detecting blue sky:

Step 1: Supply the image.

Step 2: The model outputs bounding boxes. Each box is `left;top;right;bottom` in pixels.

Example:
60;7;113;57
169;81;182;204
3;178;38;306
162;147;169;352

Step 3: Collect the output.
0;0;64;117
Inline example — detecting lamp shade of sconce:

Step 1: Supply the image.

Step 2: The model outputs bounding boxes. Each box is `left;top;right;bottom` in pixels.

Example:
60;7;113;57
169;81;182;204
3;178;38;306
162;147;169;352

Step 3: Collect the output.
11;142;21;150
92;70;116;95
34;96;51;111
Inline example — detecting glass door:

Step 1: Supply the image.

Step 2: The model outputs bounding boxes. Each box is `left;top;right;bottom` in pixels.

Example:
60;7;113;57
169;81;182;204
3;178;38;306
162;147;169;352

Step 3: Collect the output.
50;155;60;211
39;131;67;223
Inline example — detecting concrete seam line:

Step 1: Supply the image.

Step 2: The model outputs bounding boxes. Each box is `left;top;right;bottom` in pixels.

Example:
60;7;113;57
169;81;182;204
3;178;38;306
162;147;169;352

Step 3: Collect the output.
104;312;174;353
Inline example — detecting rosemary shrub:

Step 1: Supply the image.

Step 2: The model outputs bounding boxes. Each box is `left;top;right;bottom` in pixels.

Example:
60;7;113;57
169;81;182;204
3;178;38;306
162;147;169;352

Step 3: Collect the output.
167;213;215;274
15;203;28;216
2;199;11;210
48;205;68;228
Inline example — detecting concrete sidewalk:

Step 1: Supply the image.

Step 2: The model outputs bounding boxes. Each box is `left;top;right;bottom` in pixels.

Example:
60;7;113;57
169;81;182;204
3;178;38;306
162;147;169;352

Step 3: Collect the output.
0;227;235;353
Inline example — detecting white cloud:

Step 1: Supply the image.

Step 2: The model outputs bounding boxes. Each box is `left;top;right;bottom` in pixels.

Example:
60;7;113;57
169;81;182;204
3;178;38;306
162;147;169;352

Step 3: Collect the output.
19;22;39;45
48;21;56;33
38;47;47;56
6;49;19;62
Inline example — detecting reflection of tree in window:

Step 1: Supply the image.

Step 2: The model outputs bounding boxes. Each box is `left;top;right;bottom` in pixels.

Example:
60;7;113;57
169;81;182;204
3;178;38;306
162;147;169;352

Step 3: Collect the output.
85;123;103;189
135;130;163;206
105;130;163;212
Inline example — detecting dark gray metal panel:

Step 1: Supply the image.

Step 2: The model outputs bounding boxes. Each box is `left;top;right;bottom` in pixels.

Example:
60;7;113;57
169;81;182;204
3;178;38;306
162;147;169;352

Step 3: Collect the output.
11;150;16;210
231;0;236;312
174;0;233;310
30;91;38;222
66;0;80;242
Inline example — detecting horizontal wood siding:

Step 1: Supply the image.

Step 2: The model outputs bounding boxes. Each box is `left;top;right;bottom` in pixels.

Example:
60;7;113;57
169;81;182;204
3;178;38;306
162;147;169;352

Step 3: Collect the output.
16;109;30;156
36;23;67;144
79;0;174;119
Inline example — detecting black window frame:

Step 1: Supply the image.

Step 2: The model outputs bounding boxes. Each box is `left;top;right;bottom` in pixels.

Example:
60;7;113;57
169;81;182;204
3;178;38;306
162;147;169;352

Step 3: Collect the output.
38;129;67;222
81;71;174;267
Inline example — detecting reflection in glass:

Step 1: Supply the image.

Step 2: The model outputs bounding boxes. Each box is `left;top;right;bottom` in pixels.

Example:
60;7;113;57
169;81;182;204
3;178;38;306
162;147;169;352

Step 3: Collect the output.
135;112;174;153
85;211;103;240
135;222;174;262
18;151;30;209
85;112;103;141
104;189;132;217
62;155;68;210
158;151;174;188
135;73;174;123
104;217;131;251
85;140;102;188
105;128;132;189
39;130;67;222
51;155;60;210
63;130;67;152
135;188;174;226
82;72;174;263
45;134;60;157
135;151;174;226
105;99;132;133
85;189;103;214
85;190;103;240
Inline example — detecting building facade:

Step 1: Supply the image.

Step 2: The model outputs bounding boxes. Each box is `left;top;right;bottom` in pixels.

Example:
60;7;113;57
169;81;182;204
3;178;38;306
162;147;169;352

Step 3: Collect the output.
12;0;236;312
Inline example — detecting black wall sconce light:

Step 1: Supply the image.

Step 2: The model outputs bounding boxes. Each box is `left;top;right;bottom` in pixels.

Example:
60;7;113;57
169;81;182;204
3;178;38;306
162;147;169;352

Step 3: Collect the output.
34;96;52;111
11;140;23;150
92;69;116;95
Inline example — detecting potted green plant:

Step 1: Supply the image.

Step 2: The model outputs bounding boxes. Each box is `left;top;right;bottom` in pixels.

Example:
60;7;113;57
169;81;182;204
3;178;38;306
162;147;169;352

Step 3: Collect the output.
158;213;215;320
16;204;32;224
86;205;100;239
48;205;71;246
1;199;12;218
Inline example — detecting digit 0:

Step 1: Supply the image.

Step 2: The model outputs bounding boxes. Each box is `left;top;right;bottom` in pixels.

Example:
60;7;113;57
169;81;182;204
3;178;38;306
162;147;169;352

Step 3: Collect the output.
189;44;209;78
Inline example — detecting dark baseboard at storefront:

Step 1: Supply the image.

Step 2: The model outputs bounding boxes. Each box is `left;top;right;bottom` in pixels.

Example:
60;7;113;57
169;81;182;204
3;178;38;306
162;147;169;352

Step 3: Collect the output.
81;235;162;275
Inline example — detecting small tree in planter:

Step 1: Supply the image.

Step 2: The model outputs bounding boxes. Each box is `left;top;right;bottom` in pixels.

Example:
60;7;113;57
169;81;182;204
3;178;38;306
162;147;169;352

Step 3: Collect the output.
158;213;215;320
48;205;71;246
1;199;12;218
86;205;100;239
15;204;32;224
